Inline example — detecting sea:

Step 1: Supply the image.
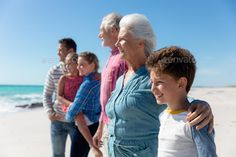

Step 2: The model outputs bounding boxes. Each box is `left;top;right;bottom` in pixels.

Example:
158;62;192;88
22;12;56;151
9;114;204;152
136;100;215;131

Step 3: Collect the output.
0;85;43;113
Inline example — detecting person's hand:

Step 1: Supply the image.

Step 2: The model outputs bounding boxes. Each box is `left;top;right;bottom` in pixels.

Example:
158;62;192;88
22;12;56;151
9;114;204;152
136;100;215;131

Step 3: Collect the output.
90;147;103;157
93;128;103;148
187;100;214;133
48;112;63;121
55;99;59;105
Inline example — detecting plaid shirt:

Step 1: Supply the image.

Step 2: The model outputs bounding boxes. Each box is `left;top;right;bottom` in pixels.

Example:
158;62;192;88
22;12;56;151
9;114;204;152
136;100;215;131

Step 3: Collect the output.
66;72;101;123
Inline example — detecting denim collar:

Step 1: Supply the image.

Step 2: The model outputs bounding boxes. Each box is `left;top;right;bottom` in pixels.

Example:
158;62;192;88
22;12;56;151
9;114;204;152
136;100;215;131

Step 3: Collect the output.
133;64;148;76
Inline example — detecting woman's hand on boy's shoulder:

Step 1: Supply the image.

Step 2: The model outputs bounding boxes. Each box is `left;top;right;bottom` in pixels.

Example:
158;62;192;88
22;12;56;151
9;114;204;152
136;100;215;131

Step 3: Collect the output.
187;100;214;133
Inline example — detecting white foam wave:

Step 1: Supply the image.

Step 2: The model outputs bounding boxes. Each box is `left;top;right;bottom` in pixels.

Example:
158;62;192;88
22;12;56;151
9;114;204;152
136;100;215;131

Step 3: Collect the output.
14;93;42;99
0;97;19;112
0;93;43;113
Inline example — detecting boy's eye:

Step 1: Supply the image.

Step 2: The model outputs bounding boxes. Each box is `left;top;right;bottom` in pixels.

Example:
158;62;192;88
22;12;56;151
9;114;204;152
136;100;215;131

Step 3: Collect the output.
153;81;163;86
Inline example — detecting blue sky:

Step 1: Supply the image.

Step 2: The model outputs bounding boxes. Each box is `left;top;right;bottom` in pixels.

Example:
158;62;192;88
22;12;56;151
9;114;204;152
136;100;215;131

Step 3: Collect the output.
0;0;235;86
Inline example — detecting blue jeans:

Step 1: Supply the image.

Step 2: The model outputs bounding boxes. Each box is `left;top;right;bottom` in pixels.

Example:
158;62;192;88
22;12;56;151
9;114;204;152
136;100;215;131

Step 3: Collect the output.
50;120;76;157
108;136;157;157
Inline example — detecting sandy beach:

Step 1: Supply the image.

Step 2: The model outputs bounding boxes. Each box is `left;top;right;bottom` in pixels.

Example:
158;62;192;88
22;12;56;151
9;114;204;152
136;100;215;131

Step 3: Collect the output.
0;87;235;157
188;87;236;157
0;108;71;157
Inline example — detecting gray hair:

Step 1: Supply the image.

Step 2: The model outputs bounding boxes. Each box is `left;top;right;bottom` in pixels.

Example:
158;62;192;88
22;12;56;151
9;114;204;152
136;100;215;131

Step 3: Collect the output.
119;13;156;57
101;12;122;31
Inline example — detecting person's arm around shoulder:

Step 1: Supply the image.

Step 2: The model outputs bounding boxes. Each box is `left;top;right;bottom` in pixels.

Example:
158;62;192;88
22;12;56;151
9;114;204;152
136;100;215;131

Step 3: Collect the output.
75;113;103;157
191;125;217;157
187;100;214;133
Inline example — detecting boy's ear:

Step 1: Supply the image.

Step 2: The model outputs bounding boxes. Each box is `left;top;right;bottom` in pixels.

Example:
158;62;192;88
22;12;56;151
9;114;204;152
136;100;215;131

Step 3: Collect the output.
178;77;188;89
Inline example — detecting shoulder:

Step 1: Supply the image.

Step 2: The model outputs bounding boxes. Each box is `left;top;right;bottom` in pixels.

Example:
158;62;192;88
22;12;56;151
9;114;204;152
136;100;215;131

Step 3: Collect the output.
81;78;100;89
176;111;188;121
159;110;167;119
90;78;101;90
109;54;126;69
136;71;152;89
59;75;67;82
78;80;100;96
48;64;63;75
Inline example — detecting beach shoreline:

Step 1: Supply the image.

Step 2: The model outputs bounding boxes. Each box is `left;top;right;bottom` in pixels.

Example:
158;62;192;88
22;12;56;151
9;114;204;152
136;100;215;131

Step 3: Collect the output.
0;87;236;156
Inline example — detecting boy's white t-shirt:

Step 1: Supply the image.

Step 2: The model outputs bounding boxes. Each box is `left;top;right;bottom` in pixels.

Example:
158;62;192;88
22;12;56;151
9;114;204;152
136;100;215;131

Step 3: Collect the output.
158;110;198;157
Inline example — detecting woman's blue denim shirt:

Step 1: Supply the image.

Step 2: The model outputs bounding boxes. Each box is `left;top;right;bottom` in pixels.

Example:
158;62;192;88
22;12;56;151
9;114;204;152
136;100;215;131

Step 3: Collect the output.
105;65;166;140
191;125;217;157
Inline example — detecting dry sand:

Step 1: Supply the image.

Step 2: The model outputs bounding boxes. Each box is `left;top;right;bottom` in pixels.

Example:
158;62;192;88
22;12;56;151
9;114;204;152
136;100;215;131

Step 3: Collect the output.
189;87;236;157
0;109;70;157
0;87;235;157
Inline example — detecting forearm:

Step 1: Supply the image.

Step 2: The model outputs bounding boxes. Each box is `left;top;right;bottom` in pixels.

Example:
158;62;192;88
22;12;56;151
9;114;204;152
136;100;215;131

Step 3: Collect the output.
75;113;95;147
95;120;104;137
43;71;56;116
188;99;213;132
43;92;54;116
98;121;104;132
57;95;72;107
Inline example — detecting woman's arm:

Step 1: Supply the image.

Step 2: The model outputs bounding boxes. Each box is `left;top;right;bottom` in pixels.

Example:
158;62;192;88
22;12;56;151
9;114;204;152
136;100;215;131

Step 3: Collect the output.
75;113;95;147
187;100;214;133
65;81;90;122
191;125;217;157
93;121;104;148
57;95;72;107
75;113;103;157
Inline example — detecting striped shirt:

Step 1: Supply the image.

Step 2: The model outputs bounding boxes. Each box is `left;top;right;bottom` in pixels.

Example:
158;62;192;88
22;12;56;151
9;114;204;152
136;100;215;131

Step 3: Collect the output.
100;47;127;124
65;72;101;123
43;63;66;119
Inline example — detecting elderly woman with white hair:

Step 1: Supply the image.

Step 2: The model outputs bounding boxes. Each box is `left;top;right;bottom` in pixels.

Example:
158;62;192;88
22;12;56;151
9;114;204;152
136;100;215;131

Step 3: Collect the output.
105;13;214;157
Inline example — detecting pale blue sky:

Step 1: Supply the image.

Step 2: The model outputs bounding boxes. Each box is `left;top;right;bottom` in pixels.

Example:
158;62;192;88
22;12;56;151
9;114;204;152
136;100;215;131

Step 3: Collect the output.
0;0;235;86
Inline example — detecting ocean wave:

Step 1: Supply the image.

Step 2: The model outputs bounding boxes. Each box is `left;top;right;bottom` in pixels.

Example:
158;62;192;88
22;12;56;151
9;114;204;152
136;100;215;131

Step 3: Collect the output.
0;97;21;113
12;93;42;103
0;93;43;113
13;93;42;99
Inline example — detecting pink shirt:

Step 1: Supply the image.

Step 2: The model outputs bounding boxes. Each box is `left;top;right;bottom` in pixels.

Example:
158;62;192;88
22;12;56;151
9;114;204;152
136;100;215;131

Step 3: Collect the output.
62;76;83;112
100;48;127;124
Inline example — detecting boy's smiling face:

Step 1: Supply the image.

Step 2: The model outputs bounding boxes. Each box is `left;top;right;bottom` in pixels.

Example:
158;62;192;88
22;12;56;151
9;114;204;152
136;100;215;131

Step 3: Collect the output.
150;70;182;105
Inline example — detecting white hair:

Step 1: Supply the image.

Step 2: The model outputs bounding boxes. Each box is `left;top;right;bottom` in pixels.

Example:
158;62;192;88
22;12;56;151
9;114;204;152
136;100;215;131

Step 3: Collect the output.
119;13;156;56
101;12;122;31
